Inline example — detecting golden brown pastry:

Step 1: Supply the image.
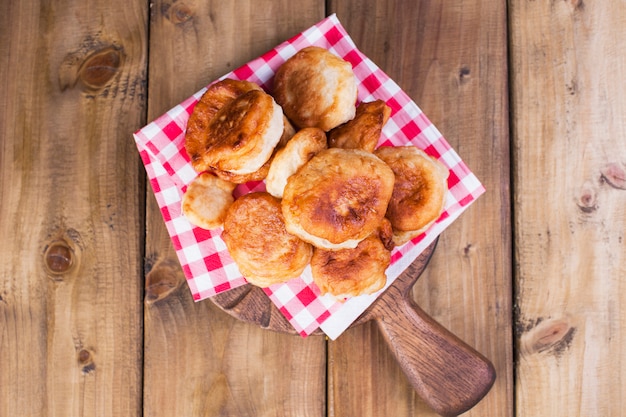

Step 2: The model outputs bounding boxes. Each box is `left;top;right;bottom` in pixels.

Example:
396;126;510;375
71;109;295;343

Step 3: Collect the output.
311;235;390;298
185;79;262;173
328;99;391;153
273;46;358;131
209;116;296;184
282;148;395;250
181;172;236;230
278;115;297;148
221;192;312;287
374;145;449;245
200;89;284;177
266;127;328;198
377;217;396;251
210;157;272;184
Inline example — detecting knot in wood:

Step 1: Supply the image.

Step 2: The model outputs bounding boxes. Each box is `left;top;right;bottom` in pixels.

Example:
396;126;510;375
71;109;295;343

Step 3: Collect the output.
165;2;194;24
79;46;122;89
78;348;91;363
144;258;184;304
571;0;585;12
458;66;471;84
576;181;598;213
77;349;96;374
44;240;74;275
522;317;576;357
600;162;626;190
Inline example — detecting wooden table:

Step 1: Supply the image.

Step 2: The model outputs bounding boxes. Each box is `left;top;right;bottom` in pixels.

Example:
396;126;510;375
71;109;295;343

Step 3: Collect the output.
2;1;625;416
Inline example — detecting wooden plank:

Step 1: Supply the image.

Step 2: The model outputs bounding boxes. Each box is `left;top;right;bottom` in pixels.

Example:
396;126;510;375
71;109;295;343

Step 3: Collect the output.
510;1;626;416
142;2;328;416
0;1;147;416
327;1;513;416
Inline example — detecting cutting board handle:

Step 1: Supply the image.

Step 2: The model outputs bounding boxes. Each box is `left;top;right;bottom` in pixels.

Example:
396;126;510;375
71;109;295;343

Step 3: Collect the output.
375;292;496;416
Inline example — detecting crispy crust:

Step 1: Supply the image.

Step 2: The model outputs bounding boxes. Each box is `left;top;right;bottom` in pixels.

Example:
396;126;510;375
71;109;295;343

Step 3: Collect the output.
209;157;272;184
282;148;395;250
377;217;396;251
221;192;312;287
208;115;296;184
185;79;262;173
328;100;391;153
273;46;357;131
374;145;449;245
202;89;283;176
311;235;390;298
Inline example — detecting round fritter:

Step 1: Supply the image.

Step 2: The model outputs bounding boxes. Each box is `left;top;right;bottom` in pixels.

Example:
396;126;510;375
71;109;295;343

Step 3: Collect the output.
328;99;391;153
185;79;262;173
208;115;296;184
282;148;395;250
273;46;358;132
311;235;390;298
266;127;328;198
221;192;312;287
374;145;449;245
181;172;236;230
201;89;284;176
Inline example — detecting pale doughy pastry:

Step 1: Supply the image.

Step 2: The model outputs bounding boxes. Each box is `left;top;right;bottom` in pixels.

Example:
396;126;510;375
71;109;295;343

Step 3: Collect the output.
185;79;262;173
282;148;395;250
374;145;449;245
222;192;312;287
278;115;297;148
181;172;236;230
201;89;284;177
273;46;358;131
311;235;390;298
328;100;391;153
266;127;327;198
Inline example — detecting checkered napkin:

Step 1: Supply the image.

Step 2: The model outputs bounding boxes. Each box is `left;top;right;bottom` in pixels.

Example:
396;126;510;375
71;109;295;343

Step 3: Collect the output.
133;14;484;339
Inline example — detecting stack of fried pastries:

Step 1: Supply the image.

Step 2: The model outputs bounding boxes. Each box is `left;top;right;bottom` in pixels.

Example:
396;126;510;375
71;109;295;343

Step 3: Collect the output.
181;46;449;298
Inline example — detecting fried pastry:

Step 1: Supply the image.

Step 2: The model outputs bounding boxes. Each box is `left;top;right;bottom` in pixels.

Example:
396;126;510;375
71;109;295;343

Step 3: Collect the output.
209;115;296;184
278;115;297;148
273;46;358;131
282;148;395;250
266;127;328;198
221;192;312;287
210;157;272;184
311;235;390;298
185;79;262;173
200;89;284;177
328;99;391;153
377;217;395;251
374;145;449;245
181;172;236;230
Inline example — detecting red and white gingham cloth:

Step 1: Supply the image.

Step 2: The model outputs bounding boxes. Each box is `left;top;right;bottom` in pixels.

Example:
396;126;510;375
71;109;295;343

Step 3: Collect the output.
133;14;484;339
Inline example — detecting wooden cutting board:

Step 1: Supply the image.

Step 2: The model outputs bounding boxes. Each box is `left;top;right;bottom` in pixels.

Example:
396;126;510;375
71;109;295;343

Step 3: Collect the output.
211;239;496;417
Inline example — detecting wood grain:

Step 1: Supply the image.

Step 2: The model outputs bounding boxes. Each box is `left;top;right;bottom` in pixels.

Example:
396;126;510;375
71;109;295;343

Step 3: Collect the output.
510;1;626;416
13;1;626;416
210;238;496;415
327;1;513;416
367;248;496;417
142;2;328;416
209;243;436;335
0;0;147;416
